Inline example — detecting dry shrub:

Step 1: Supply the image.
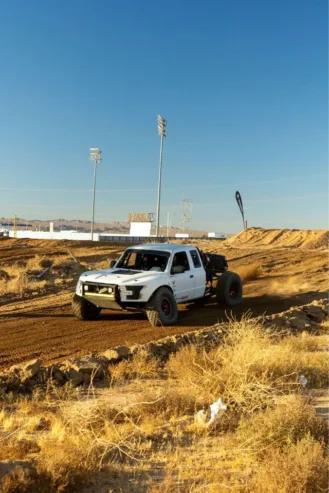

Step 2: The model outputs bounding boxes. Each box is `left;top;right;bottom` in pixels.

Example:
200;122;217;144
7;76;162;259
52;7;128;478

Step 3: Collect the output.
167;317;297;412
26;255;53;271
132;389;197;424
0;465;53;493
111;350;160;382
258;342;329;388
95;259;111;270
236;264;263;282
37;436;98;490
249;437;329;493
236;395;328;457
319;319;329;334
0;438;40;461
168;317;329;411
52;255;68;266
5;271;29;293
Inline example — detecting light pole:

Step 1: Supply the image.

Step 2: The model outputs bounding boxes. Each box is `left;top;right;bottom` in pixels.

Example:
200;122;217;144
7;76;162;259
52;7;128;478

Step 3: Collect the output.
89;148;102;241
156;115;167;237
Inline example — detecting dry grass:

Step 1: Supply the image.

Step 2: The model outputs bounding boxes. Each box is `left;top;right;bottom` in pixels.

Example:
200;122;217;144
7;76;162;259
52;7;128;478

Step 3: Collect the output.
0;253;75;295
236;395;328;457
249;437;329;493
111;350;160;382
236;263;263;282
0;318;328;492
167;317;296;412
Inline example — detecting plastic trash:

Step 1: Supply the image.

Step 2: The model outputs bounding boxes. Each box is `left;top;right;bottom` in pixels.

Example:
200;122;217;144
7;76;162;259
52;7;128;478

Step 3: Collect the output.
207;397;227;427
195;397;227;428
299;375;308;388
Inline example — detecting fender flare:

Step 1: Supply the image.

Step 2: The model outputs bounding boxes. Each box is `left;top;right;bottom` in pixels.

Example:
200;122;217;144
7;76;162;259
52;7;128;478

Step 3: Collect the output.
145;284;174;303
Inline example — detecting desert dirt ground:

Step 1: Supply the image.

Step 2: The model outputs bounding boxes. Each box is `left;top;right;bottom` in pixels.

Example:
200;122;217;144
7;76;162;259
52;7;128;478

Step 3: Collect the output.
0;231;328;369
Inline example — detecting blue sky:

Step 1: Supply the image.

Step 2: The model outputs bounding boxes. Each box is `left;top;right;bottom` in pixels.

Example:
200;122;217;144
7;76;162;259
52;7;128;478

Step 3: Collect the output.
0;0;327;232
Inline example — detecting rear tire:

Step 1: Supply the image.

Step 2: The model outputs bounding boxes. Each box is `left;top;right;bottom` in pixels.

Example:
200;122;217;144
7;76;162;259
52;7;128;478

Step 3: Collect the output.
146;287;178;327
216;272;242;307
72;294;101;320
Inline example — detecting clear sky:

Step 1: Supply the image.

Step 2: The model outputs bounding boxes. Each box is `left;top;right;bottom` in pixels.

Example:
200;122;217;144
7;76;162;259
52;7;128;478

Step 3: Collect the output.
0;0;327;232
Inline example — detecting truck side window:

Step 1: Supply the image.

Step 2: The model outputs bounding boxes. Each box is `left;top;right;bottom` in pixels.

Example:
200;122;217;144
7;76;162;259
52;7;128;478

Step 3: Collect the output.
190;250;201;268
171;252;190;272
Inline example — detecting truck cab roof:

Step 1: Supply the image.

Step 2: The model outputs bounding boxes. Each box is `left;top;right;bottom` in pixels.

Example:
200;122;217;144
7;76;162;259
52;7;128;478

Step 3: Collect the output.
127;243;197;253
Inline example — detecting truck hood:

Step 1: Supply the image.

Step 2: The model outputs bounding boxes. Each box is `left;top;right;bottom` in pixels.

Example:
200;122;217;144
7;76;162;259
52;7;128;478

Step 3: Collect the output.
79;268;167;285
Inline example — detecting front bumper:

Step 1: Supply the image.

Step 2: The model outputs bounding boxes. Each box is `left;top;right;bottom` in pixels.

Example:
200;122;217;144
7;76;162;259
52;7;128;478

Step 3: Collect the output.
82;282;123;310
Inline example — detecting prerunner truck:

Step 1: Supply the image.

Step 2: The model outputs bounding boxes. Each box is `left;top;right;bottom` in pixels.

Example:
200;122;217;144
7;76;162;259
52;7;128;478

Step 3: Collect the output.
72;244;242;327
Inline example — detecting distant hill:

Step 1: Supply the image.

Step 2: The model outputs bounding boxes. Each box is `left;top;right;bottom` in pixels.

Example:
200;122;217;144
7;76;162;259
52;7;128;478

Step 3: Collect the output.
0;217;210;237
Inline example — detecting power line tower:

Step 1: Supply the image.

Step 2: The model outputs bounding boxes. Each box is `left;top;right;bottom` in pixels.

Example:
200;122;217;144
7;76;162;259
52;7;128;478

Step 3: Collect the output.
181;199;193;231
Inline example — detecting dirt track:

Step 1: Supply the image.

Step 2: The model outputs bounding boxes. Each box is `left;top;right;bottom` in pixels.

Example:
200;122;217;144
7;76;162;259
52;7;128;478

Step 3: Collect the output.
0;235;328;368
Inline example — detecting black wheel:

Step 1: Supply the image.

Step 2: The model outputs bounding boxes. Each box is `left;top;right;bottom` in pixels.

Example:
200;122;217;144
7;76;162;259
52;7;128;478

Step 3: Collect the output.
216;272;242;307
72;294;101;320
146;287;178;327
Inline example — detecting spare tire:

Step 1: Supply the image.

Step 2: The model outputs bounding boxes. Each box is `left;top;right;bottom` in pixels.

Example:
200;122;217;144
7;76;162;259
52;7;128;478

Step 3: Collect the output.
216;272;242;307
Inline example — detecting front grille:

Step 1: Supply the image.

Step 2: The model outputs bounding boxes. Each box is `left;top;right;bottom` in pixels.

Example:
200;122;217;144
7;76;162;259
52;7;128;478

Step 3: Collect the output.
83;282;116;295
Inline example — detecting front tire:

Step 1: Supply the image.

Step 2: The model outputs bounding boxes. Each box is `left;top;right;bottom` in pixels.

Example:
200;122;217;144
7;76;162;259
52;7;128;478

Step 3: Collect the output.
216;272;242;307
72;294;101;320
146;287;178;327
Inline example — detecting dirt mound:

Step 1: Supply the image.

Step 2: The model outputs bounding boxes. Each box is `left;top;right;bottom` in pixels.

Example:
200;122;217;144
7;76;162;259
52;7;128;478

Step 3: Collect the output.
227;228;329;250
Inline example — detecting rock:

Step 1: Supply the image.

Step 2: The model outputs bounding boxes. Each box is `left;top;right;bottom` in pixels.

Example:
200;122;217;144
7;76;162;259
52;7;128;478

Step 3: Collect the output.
147;343;166;358
303;305;326;323
67;369;84;387
102;346;131;364
53;371;66;384
68;356;108;378
11;359;42;378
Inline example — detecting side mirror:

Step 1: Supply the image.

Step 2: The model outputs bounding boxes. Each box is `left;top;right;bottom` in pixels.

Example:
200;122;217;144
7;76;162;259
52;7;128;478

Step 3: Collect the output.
109;259;116;268
172;265;185;274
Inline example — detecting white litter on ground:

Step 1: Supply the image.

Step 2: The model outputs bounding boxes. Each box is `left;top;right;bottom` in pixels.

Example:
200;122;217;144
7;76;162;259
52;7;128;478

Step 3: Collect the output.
195;397;227;428
299;375;308;388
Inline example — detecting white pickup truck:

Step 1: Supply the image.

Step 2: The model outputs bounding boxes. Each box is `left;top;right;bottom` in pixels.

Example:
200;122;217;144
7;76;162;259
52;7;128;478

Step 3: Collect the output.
72;243;242;327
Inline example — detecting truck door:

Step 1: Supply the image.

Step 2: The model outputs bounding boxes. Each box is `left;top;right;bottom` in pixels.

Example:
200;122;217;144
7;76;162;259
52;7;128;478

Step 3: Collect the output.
189;249;206;298
170;251;196;301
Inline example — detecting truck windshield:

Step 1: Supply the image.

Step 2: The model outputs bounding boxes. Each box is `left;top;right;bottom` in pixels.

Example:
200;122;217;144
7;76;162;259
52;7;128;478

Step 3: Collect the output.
116;249;170;272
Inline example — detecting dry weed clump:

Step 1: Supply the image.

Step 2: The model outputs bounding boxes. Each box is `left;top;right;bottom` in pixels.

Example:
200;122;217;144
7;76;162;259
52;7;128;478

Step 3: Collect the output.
249;437;329;493
26;255;53;271
111;350;160;382
236;263;263;282
167;317;298;412
167;317;329;411
236;395;328;457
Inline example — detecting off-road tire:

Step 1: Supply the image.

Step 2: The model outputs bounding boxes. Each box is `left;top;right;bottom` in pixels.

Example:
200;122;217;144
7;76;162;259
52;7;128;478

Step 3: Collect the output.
216;271;242;307
146;287;178;327
72;294;101;320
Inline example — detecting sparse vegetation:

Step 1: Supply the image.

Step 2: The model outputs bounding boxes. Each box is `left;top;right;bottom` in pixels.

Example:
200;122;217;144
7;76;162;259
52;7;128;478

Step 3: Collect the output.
0;316;328;492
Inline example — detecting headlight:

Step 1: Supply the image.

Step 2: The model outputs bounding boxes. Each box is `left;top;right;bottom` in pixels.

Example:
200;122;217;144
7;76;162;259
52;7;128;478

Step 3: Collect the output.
84;285;89;291
125;286;144;299
108;287;113;294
